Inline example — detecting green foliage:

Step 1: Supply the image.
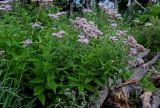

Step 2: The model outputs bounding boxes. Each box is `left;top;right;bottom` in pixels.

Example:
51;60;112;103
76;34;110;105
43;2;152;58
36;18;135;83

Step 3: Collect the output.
133;17;160;52
0;69;35;108
140;76;156;91
3;1;160;107
155;60;160;71
143;17;160;51
129;4;160;52
136;4;160;23
0;4;129;107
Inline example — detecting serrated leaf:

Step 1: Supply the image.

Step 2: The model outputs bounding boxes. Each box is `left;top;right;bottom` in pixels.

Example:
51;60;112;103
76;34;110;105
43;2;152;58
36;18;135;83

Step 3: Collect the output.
34;86;45;96
38;93;45;106
94;79;103;86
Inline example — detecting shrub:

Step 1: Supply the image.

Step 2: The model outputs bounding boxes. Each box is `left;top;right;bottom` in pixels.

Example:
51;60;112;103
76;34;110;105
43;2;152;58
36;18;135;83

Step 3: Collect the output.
135;4;160;23
133;17;160;52
0;5;130;107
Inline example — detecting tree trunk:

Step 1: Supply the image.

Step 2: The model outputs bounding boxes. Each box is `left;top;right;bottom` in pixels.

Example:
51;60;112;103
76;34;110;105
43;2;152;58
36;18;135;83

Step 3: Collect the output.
96;0;100;8
114;0;118;11
85;0;91;9
69;0;74;16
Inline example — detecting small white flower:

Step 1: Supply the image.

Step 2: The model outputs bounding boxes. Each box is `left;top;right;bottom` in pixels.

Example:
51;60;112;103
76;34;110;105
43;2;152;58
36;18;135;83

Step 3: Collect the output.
82;9;93;13
78;34;89;44
48;14;58;19
21;39;33;47
78;38;89;44
48;12;66;20
110;36;118;42
0;50;5;55
0;4;12;11
111;23;117;28
31;22;43;29
133;20;141;23
129;48;138;56
51;30;66;38
144;22;153;27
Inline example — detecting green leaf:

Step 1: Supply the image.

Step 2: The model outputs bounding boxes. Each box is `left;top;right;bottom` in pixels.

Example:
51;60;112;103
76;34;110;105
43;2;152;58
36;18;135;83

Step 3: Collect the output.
78;84;84;91
68;82;77;87
85;84;95;91
29;78;44;84
38;93;45;106
84;78;92;84
68;77;78;81
47;74;57;93
34;86;45;96
93;79;103;87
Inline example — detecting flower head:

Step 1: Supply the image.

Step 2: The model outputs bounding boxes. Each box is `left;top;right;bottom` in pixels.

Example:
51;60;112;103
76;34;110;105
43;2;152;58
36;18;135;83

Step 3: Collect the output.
48;12;66;20
144;22;153;27
111;23;117;28
51;30;65;38
31;22;43;29
0;4;12;11
82;9;93;13
78;34;89;44
21;39;33;47
0;50;5;55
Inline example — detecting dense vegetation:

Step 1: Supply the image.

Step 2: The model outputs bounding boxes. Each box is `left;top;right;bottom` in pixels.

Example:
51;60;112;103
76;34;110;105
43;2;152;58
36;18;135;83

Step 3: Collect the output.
0;0;160;108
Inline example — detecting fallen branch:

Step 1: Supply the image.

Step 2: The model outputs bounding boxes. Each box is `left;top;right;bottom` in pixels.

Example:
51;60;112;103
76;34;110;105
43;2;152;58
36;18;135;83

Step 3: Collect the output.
145;52;160;66
89;86;109;108
127;0;147;11
90;52;160;108
89;78;113;108
134;0;147;11
151;89;160;108
130;52;160;81
137;49;150;59
140;92;153;108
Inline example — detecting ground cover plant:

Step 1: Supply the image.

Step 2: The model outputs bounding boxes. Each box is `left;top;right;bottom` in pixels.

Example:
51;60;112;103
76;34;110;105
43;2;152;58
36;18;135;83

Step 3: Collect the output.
0;0;160;108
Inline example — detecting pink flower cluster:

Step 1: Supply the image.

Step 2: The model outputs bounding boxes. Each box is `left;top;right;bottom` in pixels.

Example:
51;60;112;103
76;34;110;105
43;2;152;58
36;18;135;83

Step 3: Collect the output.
72;17;103;44
48;12;66;20
51;30;65;38
78;34;90;44
32;0;53;1
127;36;146;56
111;22;118;28
110;30;128;42
82;9;93;13
109;29;147;67
32;0;53;5
126;36;147;67
98;2;122;19
128;57;144;67
31;22;43;29
21;39;33;47
0;4;12;11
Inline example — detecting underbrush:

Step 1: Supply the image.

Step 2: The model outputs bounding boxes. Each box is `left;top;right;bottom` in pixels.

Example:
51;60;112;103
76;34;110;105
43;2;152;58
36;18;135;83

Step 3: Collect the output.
129;4;160;52
0;68;35;108
0;3;131;107
127;3;160;92
2;2;160;107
